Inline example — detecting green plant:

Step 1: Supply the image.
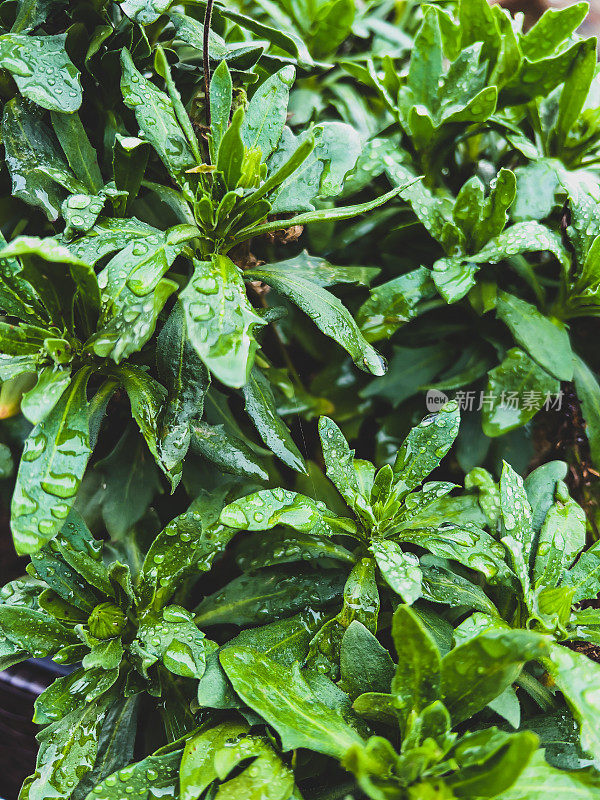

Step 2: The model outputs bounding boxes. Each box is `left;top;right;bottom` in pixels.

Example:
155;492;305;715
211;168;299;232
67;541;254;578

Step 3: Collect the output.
2;0;600;799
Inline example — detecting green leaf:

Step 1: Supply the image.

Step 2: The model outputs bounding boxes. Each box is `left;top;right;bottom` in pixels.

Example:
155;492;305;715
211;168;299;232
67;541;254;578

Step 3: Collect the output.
408;7;443;109
521;3;589;60
119;0;171;24
2;97;76;221
482;348;559;437
243;367;305;473
246;264;385;376
88;223;197;363
241;66;295;160
433;223;570;303
496;292;573;381
216;107;245;188
441;628;549;724
117;365;167;473
533;486;585;590
573;355;600;467
391;604;441;726
308;557;380;673
120;49;196;181
232;185;406;248
220;647;364;757
210;61;233;156
138;604;206;679
394;523;511;587
357;267;435;342
195;569;345;628
235;529;354;571
446;728;539;798
420;560;499;615
0;33;82;112
23;695;113;800
71;696;140;800
318;416;370;514
0;605;77;657
269;122;362;213
524;460;568;534
496;750;600;799
20;366;72;425
549;39;597;156
392;401;460;493
259;251;379;289
180;722;250;800
138;509;234;610
564;540;600;603
181;256;265;388
113;135;150;215
51;112;102;195
190;419;269;481
545;644;600;761
156;303;210;488
11;368;100;555
84;747;182;800
501;39;597;106
12;0;55;33
370;539;422;605
220;488;354;537
340;621;395;699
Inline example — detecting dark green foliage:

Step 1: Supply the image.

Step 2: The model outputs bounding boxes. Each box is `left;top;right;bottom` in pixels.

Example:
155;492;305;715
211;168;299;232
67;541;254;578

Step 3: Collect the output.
2;1;600;799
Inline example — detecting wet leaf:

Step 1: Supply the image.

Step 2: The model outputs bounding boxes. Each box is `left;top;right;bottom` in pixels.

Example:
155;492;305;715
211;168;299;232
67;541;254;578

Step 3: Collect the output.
220;647;364;757
246;264;385;376
11;369;99;555
181;256;265;388
0;33;81;112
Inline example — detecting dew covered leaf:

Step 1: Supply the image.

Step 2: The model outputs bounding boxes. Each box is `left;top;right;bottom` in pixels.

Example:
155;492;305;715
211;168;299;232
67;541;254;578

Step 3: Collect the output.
138;604;206;679
156;303;210;489
241;66;295;161
441;628;549;724
138;508;235;610
433;223;570;303
181;256;265;389
495;749;600;799
120;49;197;181
220;646;365;757
2;97;78;221
392;401;460;494
243;367;305;473
194;568;346;628
269;122;362;213
0;33;82;112
87;223;197;364
84;746;182;800
0;604;78;657
119;0;171;25
190;419;269;481
370;539;422;605
11;368;100;555
392;523;512;587
219;488;355;537
482;349;559;437
390;604;441;728
22;694;114;800
245;264;385;376
117;365;167;474
545;644;600;761
496;292;573;381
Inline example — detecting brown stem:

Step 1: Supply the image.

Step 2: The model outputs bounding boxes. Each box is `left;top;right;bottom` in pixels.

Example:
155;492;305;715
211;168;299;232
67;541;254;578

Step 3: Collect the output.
203;0;214;131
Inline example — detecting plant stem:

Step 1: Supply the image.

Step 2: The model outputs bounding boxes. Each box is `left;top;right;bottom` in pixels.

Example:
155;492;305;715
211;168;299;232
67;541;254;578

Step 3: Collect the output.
203;0;215;130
